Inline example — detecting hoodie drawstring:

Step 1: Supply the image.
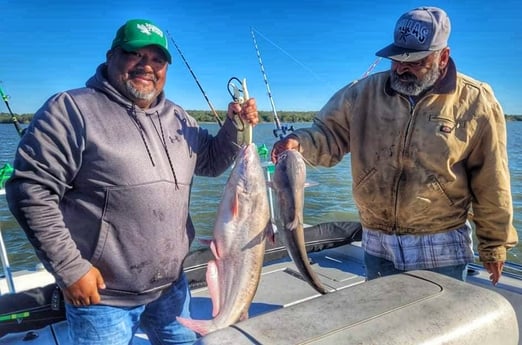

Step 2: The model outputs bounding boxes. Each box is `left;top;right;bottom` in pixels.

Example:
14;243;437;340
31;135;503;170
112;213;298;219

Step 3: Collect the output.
130;107;179;190
150;111;179;189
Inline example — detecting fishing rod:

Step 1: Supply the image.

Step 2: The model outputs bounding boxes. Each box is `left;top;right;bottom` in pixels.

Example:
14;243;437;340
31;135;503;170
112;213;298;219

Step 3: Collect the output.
0;85;23;137
347;57;382;88
250;27;293;140
166;32;223;127
0;83;18;293
251;27;383;139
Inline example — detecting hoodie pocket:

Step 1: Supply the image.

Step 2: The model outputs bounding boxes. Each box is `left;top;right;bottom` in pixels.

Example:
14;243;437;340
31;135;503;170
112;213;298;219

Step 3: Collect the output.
91;181;191;294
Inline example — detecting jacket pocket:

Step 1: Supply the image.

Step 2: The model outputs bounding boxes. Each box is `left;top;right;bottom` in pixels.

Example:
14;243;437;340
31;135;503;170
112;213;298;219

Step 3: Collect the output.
353;168;377;192
428;114;458;135
426;175;455;207
91;181;191;294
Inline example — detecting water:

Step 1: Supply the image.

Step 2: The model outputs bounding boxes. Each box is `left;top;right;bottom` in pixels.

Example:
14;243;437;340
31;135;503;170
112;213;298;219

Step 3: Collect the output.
1;121;521;271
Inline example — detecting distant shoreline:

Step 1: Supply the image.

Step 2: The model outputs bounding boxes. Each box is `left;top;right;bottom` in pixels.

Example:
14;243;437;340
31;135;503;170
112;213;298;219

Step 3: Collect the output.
1;112;522;124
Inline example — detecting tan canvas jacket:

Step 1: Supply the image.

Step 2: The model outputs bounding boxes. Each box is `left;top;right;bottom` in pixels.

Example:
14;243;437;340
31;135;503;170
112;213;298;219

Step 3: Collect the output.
293;59;518;262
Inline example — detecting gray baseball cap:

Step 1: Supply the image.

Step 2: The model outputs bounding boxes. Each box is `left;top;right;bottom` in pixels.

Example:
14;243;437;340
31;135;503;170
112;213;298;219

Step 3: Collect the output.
376;7;451;62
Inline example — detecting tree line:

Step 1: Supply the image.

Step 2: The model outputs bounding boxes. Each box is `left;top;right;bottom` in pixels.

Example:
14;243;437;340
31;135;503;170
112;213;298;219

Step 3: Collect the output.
1;111;522;125
0;111;318;124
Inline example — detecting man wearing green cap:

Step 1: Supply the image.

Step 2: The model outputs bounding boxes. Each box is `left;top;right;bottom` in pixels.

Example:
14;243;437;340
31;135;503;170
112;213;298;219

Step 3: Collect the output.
272;7;517;285
6;19;259;344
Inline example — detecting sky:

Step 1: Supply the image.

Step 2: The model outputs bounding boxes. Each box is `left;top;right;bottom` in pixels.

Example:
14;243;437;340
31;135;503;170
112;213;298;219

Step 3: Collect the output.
1;0;521;116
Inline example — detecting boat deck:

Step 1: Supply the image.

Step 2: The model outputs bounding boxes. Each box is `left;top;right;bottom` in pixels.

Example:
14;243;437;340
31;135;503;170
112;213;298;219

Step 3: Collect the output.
2;242;521;344
190;242;366;322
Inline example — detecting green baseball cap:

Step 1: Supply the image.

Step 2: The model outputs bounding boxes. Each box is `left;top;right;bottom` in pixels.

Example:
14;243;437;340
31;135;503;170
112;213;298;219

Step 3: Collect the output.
111;19;172;64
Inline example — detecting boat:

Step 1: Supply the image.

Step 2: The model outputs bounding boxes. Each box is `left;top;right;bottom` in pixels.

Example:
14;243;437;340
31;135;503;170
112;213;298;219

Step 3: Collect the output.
0;84;519;345
1;218;521;344
1;148;521;344
1;138;521;343
0;81;520;342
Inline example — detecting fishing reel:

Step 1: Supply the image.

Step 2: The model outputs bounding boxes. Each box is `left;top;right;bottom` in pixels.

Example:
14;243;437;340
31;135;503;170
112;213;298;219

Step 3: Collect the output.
273;125;294;140
227;77;294;141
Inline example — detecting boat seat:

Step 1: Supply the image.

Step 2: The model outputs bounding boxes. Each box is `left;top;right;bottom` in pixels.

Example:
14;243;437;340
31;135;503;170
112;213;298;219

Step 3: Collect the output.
195;270;519;345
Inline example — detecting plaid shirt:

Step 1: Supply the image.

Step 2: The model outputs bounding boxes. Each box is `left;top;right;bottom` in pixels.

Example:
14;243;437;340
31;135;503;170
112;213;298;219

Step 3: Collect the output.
362;223;474;270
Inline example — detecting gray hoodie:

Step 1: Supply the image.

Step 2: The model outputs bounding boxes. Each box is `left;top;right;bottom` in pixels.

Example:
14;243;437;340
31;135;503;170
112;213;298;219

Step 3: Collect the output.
6;64;240;306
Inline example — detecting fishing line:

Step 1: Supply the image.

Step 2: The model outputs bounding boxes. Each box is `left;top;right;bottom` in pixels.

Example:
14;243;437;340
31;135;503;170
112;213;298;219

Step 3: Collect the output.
252;27;381;84
250;27;382;139
251;28;332;87
166;31;224;127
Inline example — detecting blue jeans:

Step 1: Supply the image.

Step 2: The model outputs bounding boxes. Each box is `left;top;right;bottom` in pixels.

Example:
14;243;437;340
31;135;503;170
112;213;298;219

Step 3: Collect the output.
65;273;197;345
364;252;468;281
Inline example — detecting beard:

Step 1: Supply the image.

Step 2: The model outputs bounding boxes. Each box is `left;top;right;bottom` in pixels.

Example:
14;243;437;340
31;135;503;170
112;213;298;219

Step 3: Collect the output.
120;70;159;102
123;80;157;102
390;60;441;96
114;70;159;102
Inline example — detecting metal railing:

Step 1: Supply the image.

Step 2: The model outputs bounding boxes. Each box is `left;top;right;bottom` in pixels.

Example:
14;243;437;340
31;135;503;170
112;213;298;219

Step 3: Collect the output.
0;213;16;294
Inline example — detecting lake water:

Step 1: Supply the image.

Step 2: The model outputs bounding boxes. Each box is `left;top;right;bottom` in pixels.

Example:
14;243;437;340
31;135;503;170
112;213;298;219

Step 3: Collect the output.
1;121;521;271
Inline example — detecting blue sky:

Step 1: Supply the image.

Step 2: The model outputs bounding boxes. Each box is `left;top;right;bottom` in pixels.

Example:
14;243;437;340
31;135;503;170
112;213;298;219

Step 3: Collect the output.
1;0;521;116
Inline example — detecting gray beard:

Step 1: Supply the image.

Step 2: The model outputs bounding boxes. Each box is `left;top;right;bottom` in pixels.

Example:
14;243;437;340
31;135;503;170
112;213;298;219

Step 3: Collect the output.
390;63;441;96
124;80;156;102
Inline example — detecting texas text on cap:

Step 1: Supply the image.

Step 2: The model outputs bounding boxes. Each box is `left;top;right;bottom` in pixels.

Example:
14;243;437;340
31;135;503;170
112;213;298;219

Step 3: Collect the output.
375;7;451;62
111;19;172;64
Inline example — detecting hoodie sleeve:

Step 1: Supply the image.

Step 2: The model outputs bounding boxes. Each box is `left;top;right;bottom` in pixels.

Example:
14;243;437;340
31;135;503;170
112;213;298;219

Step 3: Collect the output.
5;92;92;288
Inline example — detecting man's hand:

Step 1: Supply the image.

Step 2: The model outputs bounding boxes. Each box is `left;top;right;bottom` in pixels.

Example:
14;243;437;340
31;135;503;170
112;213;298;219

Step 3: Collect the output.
227;98;259;125
483;261;505;286
271;137;300;163
63;266;106;306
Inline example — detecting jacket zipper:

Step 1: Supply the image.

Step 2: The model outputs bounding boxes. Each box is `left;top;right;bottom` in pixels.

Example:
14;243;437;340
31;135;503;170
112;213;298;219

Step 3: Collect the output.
392;96;417;232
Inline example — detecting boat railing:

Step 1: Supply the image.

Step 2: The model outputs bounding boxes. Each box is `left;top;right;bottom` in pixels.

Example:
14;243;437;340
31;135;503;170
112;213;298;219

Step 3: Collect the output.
0;216;15;295
1;165;16;294
502;260;522;280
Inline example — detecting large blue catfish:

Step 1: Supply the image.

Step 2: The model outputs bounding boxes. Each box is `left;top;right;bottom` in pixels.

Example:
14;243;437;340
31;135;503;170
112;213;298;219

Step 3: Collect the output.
177;143;271;336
